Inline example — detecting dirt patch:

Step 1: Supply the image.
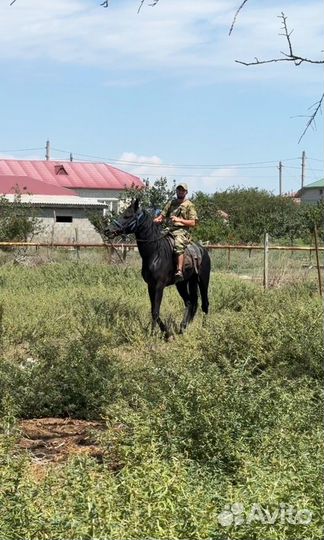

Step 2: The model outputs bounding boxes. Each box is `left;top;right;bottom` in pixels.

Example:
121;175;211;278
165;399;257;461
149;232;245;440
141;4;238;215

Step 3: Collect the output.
18;418;106;464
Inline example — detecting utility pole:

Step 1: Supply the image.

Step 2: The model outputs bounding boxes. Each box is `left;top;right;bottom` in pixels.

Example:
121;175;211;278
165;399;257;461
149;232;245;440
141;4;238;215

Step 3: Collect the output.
301;150;306;188
278;161;282;195
45;140;50;161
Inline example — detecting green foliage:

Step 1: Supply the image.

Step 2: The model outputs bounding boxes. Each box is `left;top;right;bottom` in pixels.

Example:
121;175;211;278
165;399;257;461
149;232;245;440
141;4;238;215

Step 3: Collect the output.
89;181;324;245
0;190;42;243
87;208;111;239
89;177;176;239
298;200;324;241
122;176;176;212
0;263;322;539
193;187;320;244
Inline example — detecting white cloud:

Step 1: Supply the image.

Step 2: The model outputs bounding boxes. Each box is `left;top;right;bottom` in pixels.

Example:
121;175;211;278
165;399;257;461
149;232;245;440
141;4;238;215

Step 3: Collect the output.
118;151;172;179
190;167;242;194
117;152;253;194
0;0;322;85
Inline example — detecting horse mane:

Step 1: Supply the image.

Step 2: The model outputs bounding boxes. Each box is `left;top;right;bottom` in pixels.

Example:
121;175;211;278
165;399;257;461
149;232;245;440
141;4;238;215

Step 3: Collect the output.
138;209;168;241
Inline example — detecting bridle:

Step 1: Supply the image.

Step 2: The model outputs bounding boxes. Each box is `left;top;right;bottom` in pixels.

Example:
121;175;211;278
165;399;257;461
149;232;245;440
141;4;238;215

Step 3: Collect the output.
112;210;145;235
110;210;169;244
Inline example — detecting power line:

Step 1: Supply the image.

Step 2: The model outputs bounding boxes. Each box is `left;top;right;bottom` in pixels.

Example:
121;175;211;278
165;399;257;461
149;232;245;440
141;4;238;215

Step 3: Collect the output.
73;156;296;169
71;156;323;173
1;144;322;177
51;147;302;170
0;147;44;153
307;156;324;163
284;165;323;172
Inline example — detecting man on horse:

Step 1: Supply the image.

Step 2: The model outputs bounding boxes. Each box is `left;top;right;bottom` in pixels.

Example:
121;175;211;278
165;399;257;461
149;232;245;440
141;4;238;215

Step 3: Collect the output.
153;183;198;282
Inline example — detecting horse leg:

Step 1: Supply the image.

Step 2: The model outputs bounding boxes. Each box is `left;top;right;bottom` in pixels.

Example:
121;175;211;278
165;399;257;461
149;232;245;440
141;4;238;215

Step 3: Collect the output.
188;275;198;322
148;283;170;337
198;254;210;314
176;281;192;334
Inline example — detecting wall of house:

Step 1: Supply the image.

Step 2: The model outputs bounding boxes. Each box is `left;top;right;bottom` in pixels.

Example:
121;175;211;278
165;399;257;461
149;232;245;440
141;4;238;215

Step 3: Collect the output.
33;207;103;243
301;188;324;204
72;189;132;211
72;188;121;204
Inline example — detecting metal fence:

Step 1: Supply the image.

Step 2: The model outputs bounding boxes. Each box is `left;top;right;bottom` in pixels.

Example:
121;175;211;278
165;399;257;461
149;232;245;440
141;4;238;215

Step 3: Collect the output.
0;240;323;293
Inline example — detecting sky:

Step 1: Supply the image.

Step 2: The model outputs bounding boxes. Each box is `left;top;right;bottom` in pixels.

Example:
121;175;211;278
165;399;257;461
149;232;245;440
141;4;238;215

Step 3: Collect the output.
0;0;323;195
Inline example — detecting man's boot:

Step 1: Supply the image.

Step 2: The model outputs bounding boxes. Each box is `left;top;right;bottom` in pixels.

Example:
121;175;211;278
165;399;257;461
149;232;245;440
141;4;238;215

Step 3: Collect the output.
174;253;184;282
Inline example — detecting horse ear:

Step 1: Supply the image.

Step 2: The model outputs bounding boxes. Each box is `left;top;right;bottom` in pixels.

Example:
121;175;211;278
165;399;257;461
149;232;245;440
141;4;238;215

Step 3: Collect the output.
134;198;139;212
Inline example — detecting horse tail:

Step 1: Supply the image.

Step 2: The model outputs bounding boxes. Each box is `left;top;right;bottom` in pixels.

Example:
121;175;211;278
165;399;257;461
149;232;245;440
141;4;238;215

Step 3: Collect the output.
198;248;210;314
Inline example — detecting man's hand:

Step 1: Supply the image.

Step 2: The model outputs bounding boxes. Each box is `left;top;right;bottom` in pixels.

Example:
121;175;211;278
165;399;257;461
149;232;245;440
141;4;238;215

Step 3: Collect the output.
171;216;196;228
153;214;164;223
171;216;182;224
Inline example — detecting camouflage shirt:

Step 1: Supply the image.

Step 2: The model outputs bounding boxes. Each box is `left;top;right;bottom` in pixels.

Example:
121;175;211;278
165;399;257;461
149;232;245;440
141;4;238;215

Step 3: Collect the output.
161;198;198;230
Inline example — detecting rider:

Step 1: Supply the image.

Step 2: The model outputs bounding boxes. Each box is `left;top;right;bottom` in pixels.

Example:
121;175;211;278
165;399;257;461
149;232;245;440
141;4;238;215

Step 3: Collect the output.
153;183;198;282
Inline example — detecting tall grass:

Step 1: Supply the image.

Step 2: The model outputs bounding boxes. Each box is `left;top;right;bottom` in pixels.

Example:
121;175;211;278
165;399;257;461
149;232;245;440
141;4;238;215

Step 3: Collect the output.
0;262;322;539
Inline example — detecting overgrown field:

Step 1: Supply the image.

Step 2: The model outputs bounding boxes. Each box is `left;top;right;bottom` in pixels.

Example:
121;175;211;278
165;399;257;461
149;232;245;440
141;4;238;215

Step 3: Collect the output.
0;262;322;539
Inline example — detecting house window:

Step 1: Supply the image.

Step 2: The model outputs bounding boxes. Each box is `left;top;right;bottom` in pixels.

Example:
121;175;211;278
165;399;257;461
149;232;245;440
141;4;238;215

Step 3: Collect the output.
320;189;323;195
56;216;73;223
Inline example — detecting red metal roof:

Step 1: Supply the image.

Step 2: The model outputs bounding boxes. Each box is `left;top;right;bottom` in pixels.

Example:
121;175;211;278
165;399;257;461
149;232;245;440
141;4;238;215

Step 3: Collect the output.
0;160;143;190
0;175;78;196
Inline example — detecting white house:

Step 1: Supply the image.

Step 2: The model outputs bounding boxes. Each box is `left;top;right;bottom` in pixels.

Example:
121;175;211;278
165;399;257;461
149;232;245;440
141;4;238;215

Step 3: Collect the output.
297;178;324;204
0;160;144;243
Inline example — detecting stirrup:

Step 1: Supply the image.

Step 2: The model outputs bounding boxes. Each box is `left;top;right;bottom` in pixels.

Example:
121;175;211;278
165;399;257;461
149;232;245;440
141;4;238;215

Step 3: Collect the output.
174;270;184;283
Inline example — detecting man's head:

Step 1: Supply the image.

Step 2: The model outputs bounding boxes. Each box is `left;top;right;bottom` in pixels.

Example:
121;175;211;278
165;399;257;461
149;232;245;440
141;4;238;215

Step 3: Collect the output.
176;183;188;200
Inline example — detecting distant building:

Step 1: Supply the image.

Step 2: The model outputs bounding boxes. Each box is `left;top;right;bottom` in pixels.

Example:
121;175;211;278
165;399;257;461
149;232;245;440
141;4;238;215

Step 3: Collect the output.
0;159;143;243
297;178;324;204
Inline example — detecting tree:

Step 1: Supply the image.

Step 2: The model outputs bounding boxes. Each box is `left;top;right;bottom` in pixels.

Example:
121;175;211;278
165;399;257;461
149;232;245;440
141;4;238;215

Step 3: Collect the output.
192;188;320;245
122;177;175;213
229;2;323;141
89;177;175;241
0;190;43;244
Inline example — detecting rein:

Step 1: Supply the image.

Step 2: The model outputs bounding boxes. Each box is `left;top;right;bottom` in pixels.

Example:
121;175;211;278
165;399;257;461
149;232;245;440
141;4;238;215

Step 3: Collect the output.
113;210;170;244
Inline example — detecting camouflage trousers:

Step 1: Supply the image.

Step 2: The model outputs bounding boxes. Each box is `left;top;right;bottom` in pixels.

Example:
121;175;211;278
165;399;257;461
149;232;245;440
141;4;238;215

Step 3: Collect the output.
170;228;192;255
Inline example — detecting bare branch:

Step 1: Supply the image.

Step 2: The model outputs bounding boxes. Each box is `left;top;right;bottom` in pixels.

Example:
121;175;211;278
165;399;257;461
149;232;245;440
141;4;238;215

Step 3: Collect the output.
138;0;160;14
236;57;291;66
232;9;324;141
229;0;249;36
9;0;161;11
236;13;324;66
279;12;293;57
137;0;145;13
298;93;324;143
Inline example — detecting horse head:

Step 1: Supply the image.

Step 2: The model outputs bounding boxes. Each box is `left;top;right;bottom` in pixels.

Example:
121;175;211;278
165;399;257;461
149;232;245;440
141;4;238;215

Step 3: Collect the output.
104;198;145;238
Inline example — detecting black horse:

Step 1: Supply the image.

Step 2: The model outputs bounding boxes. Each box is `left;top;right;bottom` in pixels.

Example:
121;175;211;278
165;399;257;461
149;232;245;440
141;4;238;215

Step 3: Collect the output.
107;199;211;337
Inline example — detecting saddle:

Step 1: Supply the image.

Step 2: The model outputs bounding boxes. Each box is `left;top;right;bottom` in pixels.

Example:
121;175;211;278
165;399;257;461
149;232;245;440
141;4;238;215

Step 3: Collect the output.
167;235;203;274
184;244;203;274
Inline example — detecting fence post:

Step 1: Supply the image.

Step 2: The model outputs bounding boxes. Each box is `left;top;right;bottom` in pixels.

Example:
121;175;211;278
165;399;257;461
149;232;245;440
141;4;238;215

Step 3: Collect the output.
227;247;231;270
75;228;80;261
314;225;323;296
106;245;112;264
263;233;269;289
